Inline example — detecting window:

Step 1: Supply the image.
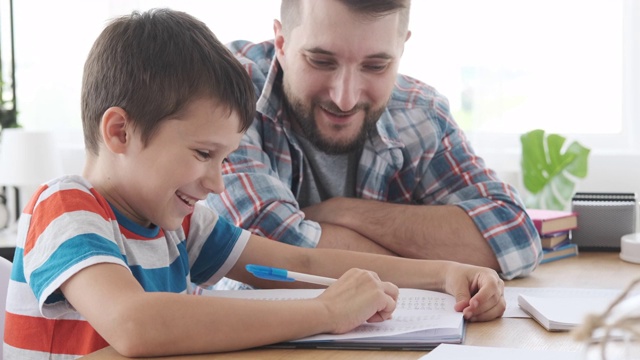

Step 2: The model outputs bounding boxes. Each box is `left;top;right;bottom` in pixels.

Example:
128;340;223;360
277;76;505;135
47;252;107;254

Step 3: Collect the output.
12;0;639;157
401;0;636;154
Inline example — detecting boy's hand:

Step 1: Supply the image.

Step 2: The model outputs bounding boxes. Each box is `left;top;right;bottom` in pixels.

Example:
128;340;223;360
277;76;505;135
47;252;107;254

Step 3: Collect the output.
444;263;505;322
317;268;399;334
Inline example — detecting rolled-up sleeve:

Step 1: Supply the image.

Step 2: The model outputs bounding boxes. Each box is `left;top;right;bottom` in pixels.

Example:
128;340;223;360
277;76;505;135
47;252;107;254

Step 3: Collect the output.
414;93;543;279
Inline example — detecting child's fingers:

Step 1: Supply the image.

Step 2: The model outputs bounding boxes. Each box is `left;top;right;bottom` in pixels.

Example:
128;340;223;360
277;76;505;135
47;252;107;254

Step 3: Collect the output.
463;283;506;321
464;297;506;322
367;282;398;323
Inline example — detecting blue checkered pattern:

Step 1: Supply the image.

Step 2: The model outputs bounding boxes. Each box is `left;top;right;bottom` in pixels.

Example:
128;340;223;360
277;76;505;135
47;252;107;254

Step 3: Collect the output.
206;40;542;280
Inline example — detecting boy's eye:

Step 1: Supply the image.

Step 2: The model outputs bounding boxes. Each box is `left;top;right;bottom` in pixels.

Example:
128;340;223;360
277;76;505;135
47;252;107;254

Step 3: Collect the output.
195;150;211;160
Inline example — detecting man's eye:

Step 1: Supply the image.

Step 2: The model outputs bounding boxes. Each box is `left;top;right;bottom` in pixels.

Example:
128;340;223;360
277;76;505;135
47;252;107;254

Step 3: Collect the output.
309;58;335;69
196;150;211;160
363;64;389;73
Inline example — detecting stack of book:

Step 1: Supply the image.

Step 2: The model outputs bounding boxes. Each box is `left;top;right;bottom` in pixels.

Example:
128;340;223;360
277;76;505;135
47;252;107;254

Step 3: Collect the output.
526;209;579;264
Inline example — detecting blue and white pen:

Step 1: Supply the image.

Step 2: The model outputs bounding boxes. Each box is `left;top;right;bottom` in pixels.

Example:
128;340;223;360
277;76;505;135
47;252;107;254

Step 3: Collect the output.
246;264;337;287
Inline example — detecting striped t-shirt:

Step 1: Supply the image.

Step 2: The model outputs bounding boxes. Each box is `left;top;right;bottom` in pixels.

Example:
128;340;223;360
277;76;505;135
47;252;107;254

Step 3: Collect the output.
4;175;249;359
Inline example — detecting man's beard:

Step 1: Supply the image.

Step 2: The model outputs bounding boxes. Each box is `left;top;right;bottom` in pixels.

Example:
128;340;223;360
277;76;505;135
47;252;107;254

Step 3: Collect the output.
284;86;383;155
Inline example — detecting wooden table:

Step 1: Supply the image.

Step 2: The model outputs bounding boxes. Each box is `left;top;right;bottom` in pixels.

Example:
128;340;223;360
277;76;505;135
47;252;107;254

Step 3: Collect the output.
82;252;640;359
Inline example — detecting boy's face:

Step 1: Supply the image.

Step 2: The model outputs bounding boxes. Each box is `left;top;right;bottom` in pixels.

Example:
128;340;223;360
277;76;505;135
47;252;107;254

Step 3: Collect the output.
275;0;409;154
113;97;243;230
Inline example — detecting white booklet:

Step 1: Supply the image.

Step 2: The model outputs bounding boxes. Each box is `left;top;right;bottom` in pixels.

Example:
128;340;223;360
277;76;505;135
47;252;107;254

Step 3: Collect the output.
517;293;617;331
504;287;624;318
206;288;464;350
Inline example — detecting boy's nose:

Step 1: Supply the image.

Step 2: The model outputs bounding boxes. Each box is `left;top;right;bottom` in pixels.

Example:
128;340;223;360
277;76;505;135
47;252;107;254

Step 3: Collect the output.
329;68;361;112
202;167;225;195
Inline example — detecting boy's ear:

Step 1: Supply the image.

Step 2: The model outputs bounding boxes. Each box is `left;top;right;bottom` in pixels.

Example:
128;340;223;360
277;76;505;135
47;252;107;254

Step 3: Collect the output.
100;107;130;154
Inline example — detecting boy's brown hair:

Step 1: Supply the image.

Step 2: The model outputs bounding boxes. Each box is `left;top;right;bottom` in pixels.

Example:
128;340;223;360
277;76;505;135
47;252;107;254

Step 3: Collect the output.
81;8;255;155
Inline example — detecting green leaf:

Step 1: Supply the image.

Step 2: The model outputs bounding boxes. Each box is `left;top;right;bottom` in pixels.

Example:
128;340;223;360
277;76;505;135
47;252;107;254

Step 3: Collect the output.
520;129;590;210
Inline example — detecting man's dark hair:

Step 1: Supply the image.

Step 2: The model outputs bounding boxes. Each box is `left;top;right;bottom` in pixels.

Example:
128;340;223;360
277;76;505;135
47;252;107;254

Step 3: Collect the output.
281;0;411;36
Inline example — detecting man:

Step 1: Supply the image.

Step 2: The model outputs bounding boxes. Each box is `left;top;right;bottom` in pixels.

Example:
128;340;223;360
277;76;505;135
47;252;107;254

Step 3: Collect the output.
206;0;542;281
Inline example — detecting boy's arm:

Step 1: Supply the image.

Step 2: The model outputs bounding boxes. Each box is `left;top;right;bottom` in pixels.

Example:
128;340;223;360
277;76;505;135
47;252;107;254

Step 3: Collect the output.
60;262;397;357
227;234;505;322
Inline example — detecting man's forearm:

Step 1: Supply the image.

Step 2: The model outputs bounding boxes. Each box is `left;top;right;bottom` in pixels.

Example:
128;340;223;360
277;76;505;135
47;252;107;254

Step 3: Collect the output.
303;198;500;270
315;222;397;256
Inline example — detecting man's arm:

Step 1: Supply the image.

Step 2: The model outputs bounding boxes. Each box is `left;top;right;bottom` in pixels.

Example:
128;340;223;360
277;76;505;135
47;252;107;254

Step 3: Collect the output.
304;199;499;268
303;188;542;280
303;83;543;279
208;128;540;280
314;222;397;256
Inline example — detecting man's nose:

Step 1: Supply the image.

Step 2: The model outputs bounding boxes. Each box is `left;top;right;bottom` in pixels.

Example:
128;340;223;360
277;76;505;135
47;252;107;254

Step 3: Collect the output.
329;67;362;112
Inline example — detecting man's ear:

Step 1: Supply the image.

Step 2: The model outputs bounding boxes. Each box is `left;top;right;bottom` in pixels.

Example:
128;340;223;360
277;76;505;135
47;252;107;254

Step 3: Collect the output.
400;30;412;57
273;19;286;67
100;107;130;154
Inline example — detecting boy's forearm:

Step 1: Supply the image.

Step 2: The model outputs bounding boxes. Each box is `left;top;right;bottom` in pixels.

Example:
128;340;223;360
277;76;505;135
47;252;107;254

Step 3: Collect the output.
62;262;332;357
106;293;332;357
232;232;452;292
303;247;451;292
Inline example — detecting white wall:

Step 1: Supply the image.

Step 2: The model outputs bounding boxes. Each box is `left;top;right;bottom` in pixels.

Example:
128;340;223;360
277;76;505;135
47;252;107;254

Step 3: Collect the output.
481;149;640;230
481;150;640;197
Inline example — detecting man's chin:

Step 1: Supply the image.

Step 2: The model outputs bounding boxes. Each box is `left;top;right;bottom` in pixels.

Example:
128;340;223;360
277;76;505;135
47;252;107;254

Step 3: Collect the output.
312;136;364;155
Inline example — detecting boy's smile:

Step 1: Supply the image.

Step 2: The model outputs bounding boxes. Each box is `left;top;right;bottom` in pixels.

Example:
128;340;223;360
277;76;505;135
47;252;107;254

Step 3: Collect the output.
93;97;243;230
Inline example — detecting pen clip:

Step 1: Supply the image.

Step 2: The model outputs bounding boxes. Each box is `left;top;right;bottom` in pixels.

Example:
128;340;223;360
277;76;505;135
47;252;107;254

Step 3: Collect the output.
246;264;295;282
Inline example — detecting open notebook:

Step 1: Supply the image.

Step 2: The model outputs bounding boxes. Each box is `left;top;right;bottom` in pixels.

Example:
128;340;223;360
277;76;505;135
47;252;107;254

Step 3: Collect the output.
206;288;465;350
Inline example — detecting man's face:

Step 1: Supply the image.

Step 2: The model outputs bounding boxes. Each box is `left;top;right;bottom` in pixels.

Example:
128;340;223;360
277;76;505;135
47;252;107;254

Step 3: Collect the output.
275;0;409;154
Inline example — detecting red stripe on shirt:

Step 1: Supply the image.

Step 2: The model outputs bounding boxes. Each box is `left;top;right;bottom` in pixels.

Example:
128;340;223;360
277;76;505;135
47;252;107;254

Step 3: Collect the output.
22;184;49;215
24;189;111;255
483;208;527;239
4;312;109;356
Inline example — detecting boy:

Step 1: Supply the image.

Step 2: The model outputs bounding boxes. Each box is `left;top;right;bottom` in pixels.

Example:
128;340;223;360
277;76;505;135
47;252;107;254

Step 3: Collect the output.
4;8;505;359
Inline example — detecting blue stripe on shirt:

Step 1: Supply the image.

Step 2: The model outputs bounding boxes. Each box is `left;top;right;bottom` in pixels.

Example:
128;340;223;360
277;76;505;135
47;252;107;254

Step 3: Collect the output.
29;233;122;301
129;240;189;292
190;217;242;285
10;247;25;283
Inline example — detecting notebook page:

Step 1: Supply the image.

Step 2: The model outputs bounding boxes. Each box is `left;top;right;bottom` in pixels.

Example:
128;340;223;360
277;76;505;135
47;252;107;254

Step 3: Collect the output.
206;288;463;342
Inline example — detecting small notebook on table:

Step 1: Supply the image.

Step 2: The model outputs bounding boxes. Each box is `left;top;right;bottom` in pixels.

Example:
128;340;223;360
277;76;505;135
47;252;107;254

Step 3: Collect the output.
517;292;618;331
207;288;465;350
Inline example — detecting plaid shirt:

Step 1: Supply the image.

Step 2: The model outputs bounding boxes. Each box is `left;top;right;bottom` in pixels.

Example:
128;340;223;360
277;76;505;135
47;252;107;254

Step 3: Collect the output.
206;40;542;279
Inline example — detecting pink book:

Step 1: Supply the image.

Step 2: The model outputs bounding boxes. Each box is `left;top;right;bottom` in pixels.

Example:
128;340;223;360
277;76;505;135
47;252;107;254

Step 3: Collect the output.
526;209;578;236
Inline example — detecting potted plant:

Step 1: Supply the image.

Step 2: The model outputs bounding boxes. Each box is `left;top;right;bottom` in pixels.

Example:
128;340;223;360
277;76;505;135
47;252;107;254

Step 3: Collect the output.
520;129;590;210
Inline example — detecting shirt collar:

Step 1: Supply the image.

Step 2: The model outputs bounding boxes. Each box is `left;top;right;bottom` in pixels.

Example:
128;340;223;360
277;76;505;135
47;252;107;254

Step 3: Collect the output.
256;51;283;122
